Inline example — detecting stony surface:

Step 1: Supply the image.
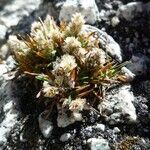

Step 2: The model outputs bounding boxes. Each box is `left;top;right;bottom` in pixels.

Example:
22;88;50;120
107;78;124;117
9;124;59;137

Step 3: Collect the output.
60;133;72;142
0;81;19;149
38;113;53;138
0;0;42;50
93;123;105;132
87;137;110;150
0;44;9;59
0;25;7;46
0;0;149;149
0;101;18;147
0;0;42;28
98;85;137;125
59;0;99;24
0;64;8;76
117;2;150;21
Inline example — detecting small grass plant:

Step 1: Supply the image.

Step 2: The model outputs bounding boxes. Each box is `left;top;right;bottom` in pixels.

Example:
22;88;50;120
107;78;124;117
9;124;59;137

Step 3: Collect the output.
9;13;128;118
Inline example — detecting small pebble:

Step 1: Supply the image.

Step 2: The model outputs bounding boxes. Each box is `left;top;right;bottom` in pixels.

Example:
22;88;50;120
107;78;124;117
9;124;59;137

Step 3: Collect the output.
60;133;72;142
113;127;120;133
94;124;105;131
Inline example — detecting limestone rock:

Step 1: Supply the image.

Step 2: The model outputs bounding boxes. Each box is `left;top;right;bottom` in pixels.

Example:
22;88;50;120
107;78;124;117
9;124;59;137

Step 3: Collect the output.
0;64;8;76
0;99;18;147
98;85;137;125
94;124;105;132
59;0;99;24
0;0;42;27
38;113;53;138
121;67;135;81
60;133;72;142
111;16;120;27
0;25;7;46
0;44;9;60
118;2;150;21
87;137;110;150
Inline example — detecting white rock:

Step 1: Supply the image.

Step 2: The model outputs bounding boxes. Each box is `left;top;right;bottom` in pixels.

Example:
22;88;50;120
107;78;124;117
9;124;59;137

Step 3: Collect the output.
94;124;105;132
98;85;137;125
0;75;4;86
0;55;16;77
60;133;72;142
111;16;120;27
72;111;83;121
87;137;110;150
126;54;149;76
5;55;16;71
0;0;42;27
59;0;99;24
118;2;142;20
0;44;9;59
85;126;93;132
0;101;18;144
104;3;112;9
117;2;150;21
113;127;120;133
99;10;106;20
0;64;8;76
3;101;13;112
55;1;64;8
0;25;7;44
38;113;53;138
83;25;122;62
121;67;135;81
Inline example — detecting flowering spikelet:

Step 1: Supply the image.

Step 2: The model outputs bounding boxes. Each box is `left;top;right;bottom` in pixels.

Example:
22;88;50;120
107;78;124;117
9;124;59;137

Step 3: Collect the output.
52;54;77;87
85;48;106;68
53;54;77;75
42;86;59;98
64;13;85;37
77;48;87;63
30;16;56;53
54;75;64;87
51;29;63;47
31;15;57;38
8;35;34;71
31;22;43;36
62;37;81;54
41;81;59;98
43;15;57;31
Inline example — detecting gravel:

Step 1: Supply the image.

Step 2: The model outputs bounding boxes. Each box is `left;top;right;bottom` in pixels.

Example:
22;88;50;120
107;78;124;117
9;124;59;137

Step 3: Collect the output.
0;0;149;149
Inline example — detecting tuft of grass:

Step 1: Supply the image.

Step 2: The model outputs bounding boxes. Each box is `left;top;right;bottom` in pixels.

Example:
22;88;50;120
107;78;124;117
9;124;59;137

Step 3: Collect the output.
9;13;129;117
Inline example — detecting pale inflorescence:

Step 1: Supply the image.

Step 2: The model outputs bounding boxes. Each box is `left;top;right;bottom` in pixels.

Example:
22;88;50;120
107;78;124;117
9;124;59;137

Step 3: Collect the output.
62;37;81;54
53;54;77;75
9;13;127;116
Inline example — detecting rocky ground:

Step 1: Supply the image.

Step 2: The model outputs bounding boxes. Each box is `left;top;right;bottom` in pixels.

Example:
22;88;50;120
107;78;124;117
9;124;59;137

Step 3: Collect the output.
0;0;150;150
